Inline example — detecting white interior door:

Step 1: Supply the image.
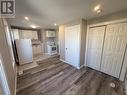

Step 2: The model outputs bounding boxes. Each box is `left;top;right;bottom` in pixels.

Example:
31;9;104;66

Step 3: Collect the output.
86;26;105;70
65;25;80;68
101;23;127;78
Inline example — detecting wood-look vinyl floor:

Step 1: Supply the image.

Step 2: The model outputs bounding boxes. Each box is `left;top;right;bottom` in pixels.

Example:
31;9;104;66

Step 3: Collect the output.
17;56;126;95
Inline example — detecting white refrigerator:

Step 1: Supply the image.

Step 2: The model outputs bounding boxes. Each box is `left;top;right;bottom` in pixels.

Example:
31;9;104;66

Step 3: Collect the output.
15;39;33;65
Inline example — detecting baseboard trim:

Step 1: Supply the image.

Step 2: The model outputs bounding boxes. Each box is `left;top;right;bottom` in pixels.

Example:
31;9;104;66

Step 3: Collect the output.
44;53;50;55
79;65;84;69
60;59;66;63
60;59;84;69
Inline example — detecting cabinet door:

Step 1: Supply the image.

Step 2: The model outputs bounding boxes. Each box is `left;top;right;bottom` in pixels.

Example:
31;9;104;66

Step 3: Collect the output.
101;23;127;78
50;31;55;37
21;30;31;39
12;29;20;39
31;31;38;39
86;26;105;70
32;46;36;55
21;30;38;40
37;45;42;53
65;25;80;68
46;31;55;37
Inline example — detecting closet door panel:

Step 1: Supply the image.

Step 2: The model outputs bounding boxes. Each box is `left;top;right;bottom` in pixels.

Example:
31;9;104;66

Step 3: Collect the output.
101;23;127;78
86;26;105;70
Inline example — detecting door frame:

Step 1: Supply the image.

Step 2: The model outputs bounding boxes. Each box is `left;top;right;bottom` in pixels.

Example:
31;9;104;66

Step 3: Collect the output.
0;53;11;95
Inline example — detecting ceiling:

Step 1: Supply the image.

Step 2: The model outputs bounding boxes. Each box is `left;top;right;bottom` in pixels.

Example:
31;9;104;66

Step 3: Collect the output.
8;0;127;29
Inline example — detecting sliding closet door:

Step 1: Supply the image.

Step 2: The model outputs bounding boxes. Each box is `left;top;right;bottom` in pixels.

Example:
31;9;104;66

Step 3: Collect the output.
101;23;127;78
86;26;105;70
65;25;80;68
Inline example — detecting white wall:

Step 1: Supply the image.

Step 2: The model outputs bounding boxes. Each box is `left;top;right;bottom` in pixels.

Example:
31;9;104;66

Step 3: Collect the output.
0;18;16;95
59;25;65;60
88;10;127;25
80;19;87;66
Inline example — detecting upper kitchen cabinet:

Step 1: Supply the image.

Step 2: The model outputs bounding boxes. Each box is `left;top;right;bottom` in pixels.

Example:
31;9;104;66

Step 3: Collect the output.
46;31;56;37
21;30;38;40
11;29;39;40
12;29;20;39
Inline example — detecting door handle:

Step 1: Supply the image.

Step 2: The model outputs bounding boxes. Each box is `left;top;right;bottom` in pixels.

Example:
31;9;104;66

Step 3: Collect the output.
66;48;67;50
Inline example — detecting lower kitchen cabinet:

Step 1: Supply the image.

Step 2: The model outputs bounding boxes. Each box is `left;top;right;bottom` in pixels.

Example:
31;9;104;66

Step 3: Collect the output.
32;45;43;55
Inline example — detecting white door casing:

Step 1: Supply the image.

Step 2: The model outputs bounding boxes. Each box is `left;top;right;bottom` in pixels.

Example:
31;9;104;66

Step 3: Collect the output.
101;23;127;78
86;26;106;70
65;25;80;68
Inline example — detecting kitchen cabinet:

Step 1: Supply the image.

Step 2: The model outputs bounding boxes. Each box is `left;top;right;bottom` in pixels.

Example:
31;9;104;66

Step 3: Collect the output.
32;45;43;55
36;45;42;54
46;31;56;37
21;30;38;40
12;29;20;39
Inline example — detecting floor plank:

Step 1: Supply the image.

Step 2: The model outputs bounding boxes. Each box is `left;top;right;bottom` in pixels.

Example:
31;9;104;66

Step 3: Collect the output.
17;57;126;95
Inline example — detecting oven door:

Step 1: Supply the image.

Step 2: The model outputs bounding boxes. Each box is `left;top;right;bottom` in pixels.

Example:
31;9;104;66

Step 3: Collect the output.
51;46;57;55
52;46;56;51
